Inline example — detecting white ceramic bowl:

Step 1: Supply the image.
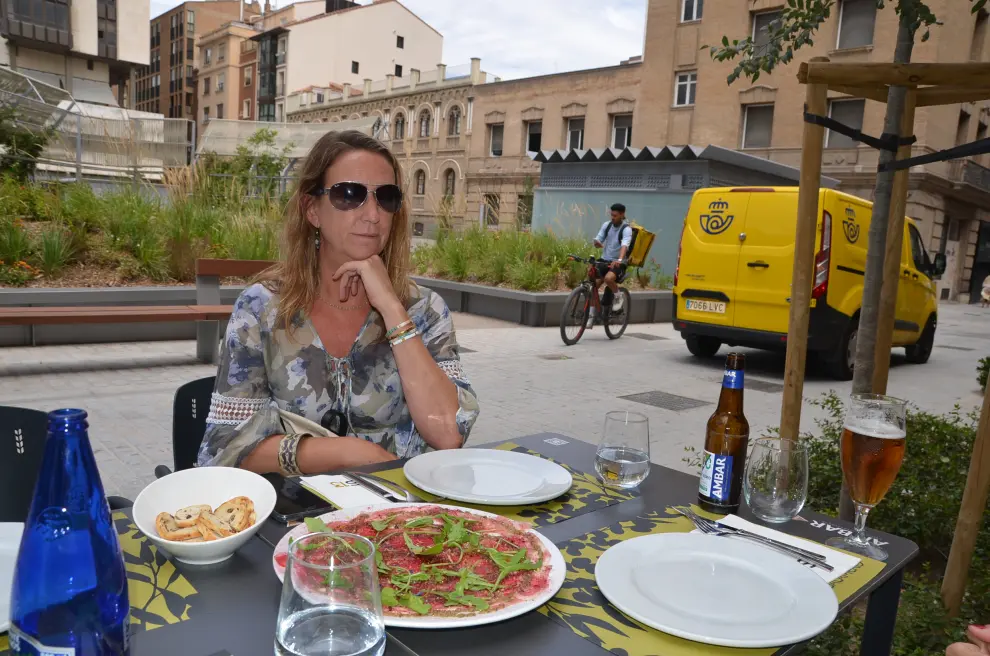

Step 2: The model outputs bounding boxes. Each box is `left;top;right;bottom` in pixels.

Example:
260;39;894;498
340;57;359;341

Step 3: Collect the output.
132;467;277;565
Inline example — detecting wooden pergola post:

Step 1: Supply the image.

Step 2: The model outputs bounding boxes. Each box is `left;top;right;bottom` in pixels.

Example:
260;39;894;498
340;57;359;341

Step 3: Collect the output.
942;382;990;616
873;90;918;394
779;59;829;442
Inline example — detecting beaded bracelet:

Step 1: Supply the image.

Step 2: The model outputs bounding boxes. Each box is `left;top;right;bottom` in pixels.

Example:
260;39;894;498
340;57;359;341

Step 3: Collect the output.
389;329;420;347
387;324;417;343
386;320;415;340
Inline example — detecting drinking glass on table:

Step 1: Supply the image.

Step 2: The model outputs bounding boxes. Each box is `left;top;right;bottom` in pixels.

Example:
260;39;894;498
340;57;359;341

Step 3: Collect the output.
743;437;809;523
595;411;650;489
825;394;907;562
276;532;385;656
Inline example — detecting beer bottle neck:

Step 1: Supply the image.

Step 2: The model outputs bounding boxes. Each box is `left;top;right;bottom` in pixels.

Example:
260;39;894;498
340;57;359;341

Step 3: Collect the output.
716;386;744;415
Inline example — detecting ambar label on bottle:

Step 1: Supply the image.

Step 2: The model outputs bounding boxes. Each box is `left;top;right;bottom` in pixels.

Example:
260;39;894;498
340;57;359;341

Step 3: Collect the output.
722;369;744;389
699;451;733;503
9;624;76;656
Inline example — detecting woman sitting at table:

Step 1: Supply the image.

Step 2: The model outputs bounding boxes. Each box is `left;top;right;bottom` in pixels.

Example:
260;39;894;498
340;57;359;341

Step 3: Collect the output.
198;130;479;475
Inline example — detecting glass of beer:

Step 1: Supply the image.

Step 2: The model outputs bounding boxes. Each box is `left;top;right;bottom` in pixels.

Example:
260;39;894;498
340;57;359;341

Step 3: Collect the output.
825;394;907;561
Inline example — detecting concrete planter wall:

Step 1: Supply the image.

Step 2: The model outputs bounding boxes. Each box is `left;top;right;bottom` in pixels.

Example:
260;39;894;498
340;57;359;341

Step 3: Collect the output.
0;279;673;347
411;277;673;327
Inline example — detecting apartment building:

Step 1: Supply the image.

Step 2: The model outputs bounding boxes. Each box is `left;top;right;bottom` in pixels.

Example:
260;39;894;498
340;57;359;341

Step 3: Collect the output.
131;1;258;121
0;0;149;106
286;56;643;234
197;21;257;129
636;0;990;301
255;0;441;123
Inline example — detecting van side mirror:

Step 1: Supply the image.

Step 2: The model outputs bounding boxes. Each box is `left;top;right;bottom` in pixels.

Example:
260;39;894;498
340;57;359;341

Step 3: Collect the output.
932;253;947;277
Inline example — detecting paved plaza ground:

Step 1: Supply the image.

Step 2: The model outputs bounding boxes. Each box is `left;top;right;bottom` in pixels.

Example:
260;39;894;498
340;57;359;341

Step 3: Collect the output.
1;303;987;501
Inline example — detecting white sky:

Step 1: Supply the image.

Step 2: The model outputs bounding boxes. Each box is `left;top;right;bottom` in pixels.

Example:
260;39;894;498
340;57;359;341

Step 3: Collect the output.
149;0;648;80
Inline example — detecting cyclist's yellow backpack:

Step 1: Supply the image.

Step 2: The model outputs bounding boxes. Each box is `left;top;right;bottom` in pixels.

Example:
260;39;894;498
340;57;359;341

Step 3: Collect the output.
626;221;655;267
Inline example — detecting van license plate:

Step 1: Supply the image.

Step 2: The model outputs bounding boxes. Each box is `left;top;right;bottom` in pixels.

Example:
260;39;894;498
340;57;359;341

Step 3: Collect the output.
686;300;726;314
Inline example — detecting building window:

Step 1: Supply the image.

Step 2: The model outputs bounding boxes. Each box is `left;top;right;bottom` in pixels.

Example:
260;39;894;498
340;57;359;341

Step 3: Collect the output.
203;76;210;94
242;99;251;118
397;35;404;48
612;114;633;148
393;113;405;138
977;121;988;142
972;9;988;61
351;61;359;74
204;106;210;120
742;104;774;148
277;103;284;121
245;66;253;86
277;71;285;96
395;64;403;77
187;9;194;34
413;221;424;236
567;118;585;150
216;103;224;119
444;169;456;197
956;110;972;146
414;170;426;195
447;106;461;136
826;99;866;148
752;11;781;51
204;47;212;65
526;121;542;152
837;0;877;49
483;194;500;228
315;91;324;103
419;110;431;137
681;0;703;22
517;194;533;231
489;124;504;157
218;43;226;62
675;72;697;106
216;72;225;92
187;39;194;60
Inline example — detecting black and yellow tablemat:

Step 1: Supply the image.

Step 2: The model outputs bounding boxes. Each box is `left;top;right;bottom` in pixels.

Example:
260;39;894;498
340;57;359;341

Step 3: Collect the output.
374;442;637;527
539;507;885;656
0;513;199;655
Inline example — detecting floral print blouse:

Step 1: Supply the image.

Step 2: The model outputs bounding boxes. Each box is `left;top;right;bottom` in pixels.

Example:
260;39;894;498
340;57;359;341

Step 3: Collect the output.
198;282;480;467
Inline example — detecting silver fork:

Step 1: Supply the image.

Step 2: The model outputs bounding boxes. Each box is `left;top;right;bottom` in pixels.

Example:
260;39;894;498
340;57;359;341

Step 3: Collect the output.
676;507;834;572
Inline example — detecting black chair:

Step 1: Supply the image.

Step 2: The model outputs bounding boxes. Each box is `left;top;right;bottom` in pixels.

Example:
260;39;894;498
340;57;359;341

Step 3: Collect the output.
0;405;132;522
155;376;216;478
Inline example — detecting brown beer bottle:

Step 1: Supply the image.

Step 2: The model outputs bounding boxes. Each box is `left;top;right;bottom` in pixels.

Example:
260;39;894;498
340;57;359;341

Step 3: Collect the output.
698;353;750;512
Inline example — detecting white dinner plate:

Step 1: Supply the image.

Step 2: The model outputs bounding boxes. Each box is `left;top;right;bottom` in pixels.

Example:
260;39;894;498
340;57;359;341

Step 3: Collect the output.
403;449;573;505
0;523;24;633
595;533;838;648
272;503;566;630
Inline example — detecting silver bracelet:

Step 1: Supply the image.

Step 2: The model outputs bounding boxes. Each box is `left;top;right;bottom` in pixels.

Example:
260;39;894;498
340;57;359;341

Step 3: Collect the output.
390;329;420;347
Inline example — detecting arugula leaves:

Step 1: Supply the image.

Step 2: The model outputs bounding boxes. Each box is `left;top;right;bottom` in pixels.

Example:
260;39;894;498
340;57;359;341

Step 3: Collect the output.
403;532;444;556
304;516;330;533
370;515;396;532
485;547;542;587
404;516;435;528
436;590;490;611
381;585;431;615
323;570;353;590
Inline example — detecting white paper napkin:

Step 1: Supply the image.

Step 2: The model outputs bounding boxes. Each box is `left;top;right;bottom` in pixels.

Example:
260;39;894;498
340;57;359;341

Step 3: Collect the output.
299;475;388;510
714;515;861;583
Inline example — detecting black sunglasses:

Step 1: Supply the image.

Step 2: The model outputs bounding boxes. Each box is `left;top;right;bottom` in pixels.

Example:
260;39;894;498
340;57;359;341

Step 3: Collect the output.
310;181;403;213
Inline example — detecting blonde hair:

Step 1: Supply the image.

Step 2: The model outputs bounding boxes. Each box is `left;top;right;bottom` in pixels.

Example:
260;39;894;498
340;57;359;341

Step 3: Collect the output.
260;130;411;330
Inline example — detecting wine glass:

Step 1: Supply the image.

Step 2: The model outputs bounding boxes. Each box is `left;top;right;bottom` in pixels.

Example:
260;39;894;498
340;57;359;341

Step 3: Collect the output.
275;532;385;656
825;394;907;561
743;437;809;523
595;411;650;489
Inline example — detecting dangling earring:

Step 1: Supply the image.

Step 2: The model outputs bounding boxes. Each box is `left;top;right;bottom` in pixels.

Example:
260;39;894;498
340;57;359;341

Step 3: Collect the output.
314;229;321;251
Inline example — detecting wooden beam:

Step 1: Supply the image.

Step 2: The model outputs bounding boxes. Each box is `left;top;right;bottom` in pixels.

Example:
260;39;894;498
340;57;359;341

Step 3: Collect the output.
803;62;990;88
828;83;890;104
942;381;990;616
872;91;917;394
916;87;990;107
195;258;277;277
779;69;829;442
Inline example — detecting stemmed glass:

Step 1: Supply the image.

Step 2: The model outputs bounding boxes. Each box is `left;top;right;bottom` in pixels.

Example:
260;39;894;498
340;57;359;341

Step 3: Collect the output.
743;437;809;523
276;532;385;656
825;394;907;561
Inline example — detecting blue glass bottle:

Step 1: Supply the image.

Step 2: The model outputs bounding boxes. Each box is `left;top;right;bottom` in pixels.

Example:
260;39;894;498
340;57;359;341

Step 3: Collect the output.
9;409;130;656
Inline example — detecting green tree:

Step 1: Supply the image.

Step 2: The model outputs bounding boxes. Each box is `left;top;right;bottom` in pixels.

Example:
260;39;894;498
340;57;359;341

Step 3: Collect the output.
0;106;52;180
708;0;985;519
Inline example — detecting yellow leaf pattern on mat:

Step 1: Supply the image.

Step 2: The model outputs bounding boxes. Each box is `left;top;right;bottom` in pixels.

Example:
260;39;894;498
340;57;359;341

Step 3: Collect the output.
537;507;886;656
375;443;636;526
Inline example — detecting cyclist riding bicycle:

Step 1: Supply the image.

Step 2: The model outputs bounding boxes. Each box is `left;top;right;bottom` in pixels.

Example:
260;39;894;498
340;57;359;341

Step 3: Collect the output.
591;203;631;318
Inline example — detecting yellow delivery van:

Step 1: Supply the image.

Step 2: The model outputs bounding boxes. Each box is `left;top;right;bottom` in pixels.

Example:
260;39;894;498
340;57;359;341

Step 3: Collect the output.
671;187;946;380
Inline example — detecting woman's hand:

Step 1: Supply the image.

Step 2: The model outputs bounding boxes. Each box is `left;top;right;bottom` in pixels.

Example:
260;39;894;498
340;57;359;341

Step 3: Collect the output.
332;255;402;315
947;625;990;655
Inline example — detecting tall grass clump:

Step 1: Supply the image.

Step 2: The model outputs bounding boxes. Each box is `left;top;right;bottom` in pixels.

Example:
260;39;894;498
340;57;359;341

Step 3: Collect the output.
0;219;32;264
35;225;74;276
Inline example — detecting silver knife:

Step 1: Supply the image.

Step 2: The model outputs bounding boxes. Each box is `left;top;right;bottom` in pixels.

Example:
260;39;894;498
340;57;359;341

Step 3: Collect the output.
342;473;403;502
345;472;420;502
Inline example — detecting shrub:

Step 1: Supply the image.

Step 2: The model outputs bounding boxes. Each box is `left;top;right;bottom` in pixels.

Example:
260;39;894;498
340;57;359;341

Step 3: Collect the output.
508;259;554;291
979;357;988;392
35;226;74;276
0;219;32;264
0;260;38;286
127;234;170;281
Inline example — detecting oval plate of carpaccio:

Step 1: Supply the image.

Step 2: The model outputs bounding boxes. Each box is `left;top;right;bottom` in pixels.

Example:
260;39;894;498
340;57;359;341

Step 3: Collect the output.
272;502;566;629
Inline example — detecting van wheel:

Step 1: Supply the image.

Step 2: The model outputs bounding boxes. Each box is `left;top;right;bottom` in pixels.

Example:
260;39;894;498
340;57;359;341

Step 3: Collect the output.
905;316;936;364
685;335;721;357
825;318;858;381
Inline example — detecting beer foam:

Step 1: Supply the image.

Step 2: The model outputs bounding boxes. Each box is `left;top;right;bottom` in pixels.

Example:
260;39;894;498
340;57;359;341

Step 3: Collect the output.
843;420;906;440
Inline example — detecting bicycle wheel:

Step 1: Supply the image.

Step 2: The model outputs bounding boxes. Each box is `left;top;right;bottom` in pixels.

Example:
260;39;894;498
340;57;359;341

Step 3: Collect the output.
604;288;632;340
560;285;591;346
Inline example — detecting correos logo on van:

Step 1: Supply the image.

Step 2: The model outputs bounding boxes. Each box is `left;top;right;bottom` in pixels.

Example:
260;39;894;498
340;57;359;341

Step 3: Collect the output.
843;207;860;244
699;199;734;236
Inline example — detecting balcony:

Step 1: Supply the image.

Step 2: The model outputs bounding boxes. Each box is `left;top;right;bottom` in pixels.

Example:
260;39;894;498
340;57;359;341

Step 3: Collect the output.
950;159;990;194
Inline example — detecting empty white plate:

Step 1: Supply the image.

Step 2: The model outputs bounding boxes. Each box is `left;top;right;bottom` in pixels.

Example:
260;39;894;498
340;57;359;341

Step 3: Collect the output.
595;532;838;648
0;523;24;633
403;449;573;505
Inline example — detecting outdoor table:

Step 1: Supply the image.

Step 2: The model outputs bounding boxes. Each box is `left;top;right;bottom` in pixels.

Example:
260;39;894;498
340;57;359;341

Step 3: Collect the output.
0;433;917;656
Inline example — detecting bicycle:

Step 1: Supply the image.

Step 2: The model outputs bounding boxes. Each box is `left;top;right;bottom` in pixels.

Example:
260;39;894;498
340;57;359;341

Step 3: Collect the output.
559;254;631;346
